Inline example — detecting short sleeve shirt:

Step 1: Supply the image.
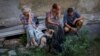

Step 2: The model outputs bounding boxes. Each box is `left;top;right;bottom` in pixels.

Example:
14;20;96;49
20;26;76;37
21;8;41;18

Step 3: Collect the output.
20;13;36;28
63;11;80;26
20;13;36;24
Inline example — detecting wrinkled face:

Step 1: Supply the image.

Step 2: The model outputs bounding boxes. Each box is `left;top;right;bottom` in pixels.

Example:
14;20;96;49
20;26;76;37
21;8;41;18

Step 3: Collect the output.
68;12;73;16
52;6;61;15
23;12;29;17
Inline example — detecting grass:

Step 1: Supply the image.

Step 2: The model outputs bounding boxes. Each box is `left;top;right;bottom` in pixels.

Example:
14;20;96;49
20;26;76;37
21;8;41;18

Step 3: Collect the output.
94;36;100;43
60;29;90;56
20;34;27;46
18;28;90;56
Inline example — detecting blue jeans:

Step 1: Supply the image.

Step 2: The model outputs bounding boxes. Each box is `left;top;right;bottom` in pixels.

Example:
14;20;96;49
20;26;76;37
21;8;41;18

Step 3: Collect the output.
24;24;44;43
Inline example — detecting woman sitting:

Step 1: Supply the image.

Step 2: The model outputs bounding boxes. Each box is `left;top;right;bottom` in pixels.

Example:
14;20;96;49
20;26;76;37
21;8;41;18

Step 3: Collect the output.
20;6;47;48
45;3;64;52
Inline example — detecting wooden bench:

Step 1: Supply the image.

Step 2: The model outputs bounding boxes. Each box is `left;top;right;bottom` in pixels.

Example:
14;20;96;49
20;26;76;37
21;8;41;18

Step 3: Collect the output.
0;16;46;38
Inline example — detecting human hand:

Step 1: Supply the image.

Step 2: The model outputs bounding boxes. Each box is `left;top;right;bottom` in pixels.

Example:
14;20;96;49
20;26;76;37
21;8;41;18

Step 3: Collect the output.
55;23;60;26
34;42;38;47
71;28;77;32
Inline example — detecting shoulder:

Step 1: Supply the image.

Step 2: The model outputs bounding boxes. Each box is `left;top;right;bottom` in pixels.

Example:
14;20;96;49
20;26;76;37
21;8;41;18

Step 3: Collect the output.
63;11;68;18
46;11;51;18
63;11;67;15
46;11;51;15
20;14;24;20
73;11;80;18
74;11;80;15
31;12;34;17
29;12;34;18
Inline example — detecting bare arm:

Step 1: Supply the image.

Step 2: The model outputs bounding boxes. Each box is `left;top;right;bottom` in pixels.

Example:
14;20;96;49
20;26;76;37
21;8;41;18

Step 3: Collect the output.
28;12;37;29
65;23;77;32
46;13;59;25
76;16;83;21
73;15;83;25
65;23;73;30
73;12;83;25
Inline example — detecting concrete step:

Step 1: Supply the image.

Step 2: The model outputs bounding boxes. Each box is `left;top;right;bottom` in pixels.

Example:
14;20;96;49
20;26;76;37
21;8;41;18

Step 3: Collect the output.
0;25;24;38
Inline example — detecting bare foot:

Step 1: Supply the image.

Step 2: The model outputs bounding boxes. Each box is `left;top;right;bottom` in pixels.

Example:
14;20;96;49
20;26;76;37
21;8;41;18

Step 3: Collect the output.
26;43;30;48
34;42;38;47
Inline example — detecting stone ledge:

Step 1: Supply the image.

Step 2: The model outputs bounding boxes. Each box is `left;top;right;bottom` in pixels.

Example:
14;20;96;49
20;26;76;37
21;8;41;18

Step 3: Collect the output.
0;25;24;38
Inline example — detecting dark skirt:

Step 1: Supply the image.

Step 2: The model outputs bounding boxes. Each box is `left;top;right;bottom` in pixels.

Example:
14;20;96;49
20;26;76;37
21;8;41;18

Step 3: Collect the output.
46;24;64;43
46;24;65;52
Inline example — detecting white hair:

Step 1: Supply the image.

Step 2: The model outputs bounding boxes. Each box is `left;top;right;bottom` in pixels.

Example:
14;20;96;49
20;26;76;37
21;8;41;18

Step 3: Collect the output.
22;5;31;13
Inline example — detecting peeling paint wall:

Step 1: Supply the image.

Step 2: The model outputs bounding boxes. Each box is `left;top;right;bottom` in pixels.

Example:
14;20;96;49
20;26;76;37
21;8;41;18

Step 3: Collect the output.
0;0;21;27
20;0;100;15
77;0;100;13
0;0;100;27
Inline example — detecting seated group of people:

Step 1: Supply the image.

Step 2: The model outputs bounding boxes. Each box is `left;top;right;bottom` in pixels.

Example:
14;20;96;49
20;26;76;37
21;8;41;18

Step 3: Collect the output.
20;3;83;52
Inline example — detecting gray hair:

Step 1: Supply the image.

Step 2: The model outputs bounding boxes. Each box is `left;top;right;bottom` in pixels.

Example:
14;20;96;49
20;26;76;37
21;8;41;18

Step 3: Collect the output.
22;5;31;13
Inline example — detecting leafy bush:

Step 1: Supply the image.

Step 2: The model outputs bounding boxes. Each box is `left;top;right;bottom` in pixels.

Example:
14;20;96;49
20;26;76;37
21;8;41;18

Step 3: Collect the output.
59;28;90;56
19;28;90;56
94;36;100;43
20;34;27;45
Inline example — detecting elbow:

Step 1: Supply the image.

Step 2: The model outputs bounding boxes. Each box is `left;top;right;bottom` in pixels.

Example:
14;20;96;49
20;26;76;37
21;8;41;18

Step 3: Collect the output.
47;21;51;24
80;16;83;19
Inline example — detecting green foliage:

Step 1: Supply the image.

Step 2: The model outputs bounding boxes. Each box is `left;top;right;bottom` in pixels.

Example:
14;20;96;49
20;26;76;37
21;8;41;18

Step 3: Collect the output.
19;28;90;56
60;28;90;56
16;48;47;56
94;36;100;43
20;34;27;45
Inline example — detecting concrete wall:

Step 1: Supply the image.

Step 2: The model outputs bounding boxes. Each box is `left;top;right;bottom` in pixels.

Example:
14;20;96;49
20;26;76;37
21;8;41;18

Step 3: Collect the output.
0;0;100;27
20;0;100;15
0;0;21;27
77;0;100;13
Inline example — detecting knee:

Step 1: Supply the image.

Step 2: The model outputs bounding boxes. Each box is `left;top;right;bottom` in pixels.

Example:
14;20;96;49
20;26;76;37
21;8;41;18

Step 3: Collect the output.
41;37;46;43
64;27;70;32
39;37;47;48
76;19;83;26
79;19;84;23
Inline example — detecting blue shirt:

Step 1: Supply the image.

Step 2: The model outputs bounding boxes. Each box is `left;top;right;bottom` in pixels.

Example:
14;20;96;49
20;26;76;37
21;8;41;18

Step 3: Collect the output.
63;11;80;26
